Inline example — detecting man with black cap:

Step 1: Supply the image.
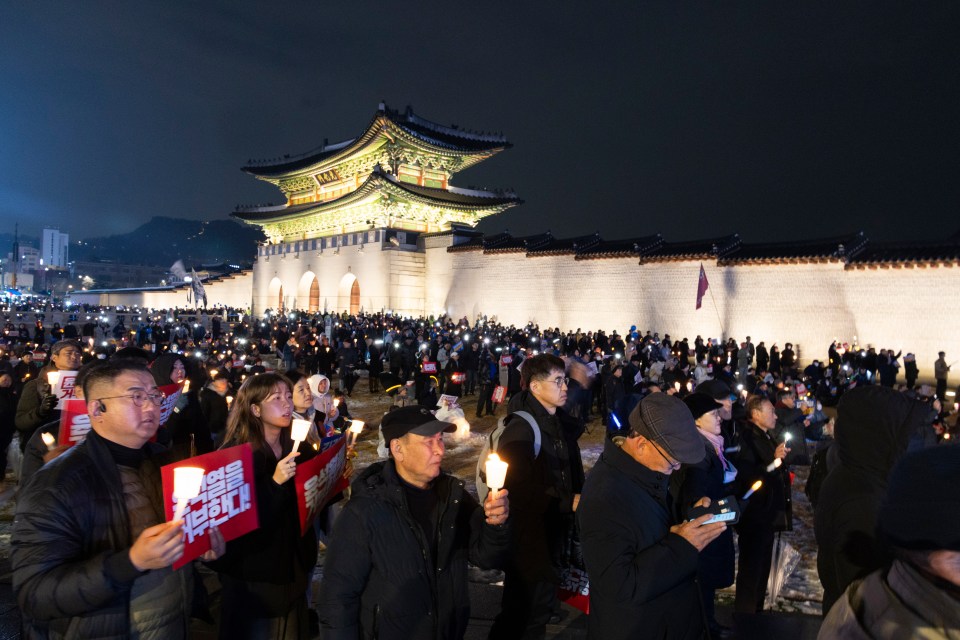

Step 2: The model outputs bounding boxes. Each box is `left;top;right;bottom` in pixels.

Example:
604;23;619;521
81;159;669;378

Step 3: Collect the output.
578;393;727;639
317;405;510;639
818;445;960;638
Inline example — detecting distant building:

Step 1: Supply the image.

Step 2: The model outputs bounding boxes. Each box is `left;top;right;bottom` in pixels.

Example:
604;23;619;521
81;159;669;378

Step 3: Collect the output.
6;245;40;273
42;228;69;268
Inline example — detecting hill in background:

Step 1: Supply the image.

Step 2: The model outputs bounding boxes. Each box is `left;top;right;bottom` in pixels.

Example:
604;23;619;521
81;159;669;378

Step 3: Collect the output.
1;218;264;268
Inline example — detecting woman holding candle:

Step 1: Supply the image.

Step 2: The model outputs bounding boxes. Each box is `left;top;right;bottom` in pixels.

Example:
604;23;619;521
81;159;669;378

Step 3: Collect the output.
286;371;325;442
673;393;737;638
210;372;317;639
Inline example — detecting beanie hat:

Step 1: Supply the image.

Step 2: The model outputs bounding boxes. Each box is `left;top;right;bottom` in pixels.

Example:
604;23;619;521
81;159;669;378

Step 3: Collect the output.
683;393;723;420
878;445;960;551
628;393;704;465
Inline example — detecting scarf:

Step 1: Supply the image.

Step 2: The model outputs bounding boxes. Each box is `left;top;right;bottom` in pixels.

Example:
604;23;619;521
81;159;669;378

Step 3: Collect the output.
700;429;737;484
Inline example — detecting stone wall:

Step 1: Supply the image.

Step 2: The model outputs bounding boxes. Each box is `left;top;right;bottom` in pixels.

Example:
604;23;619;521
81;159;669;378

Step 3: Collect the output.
426;235;959;383
69;271;253;310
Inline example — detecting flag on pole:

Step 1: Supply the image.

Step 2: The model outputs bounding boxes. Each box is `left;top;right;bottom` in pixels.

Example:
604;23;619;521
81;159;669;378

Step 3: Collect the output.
696;263;710;310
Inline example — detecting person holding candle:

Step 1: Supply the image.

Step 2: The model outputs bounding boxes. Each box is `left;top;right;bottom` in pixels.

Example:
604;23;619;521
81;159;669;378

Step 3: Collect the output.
731;394;791;613
150;353;213;459
12;358;225;638
578;392;727;639
317;405;510;639
14;339;82;452
673;393;737;639
210;372;318;639
488;354;584;640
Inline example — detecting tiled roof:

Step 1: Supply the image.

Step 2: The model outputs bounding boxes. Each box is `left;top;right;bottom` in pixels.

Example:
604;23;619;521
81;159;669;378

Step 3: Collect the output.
242;103;510;176
718;232;867;265
846;238;960;269
232;168;521;222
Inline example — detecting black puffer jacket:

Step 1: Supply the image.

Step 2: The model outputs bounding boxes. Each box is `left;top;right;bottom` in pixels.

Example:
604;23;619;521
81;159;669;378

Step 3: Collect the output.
11;430;189;639
498;390;585;583
578;438;703;640
316;460;510;640
813;386;935;613
735;421;792;533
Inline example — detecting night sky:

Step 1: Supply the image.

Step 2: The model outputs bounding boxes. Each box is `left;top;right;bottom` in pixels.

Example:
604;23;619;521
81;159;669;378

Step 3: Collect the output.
2;2;958;244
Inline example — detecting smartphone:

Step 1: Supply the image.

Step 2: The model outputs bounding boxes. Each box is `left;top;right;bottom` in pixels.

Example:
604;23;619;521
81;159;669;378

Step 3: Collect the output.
687;495;741;526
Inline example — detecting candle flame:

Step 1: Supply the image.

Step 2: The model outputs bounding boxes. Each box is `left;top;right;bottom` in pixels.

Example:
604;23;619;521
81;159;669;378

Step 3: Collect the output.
41;433;56;447
751;480;762;491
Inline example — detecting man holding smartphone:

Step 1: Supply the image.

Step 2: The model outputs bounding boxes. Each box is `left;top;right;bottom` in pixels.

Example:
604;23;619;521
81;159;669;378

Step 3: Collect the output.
578;393;726;639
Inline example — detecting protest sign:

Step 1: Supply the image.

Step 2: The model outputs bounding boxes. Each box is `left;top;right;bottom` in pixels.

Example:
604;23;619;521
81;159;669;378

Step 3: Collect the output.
421;361;437;374
157;382;182;426
58;399;91;447
492;385;507;405
50;370;78;409
294;435;348;535
161;444;258;569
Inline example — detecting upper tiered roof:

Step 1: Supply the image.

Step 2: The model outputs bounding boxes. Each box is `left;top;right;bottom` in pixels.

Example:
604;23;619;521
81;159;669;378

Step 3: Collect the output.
242;103;511;180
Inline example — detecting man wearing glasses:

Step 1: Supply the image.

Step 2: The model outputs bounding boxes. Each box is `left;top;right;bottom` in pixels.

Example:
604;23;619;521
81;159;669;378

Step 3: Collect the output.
12;359;223;638
489;354;585;639
577;393;727;639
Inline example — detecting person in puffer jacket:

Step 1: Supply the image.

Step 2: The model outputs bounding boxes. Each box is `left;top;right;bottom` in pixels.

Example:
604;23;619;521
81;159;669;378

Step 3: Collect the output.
316;405;510;640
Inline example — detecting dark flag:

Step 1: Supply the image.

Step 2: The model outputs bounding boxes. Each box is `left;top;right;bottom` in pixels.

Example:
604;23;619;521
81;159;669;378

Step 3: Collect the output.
696;263;709;310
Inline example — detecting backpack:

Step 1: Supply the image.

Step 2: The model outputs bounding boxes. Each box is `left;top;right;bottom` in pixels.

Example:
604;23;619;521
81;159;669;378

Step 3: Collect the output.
475;411;541;501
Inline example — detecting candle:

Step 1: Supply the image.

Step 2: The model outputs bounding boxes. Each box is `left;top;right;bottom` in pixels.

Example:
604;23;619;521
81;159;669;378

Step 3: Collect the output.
766;458;783;473
485;453;508;498
41;432;56;449
47;371;61;387
348;420;365;446
291;418;311;452
209;369;218;377
172;467;205;522
226;395;234;406
182;379;191;394
783;432;793;442
742;480;763;500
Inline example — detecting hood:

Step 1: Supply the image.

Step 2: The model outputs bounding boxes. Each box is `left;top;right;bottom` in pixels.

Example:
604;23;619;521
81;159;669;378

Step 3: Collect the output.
834;386;933;480
307;374;330;398
150;353;186;386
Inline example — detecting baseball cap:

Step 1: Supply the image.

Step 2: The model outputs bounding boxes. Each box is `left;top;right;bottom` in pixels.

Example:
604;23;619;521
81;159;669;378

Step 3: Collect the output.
628;393;705;464
381;405;456;444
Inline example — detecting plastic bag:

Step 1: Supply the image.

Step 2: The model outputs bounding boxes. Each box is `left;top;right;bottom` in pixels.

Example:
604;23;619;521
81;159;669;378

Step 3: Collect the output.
764;534;800;609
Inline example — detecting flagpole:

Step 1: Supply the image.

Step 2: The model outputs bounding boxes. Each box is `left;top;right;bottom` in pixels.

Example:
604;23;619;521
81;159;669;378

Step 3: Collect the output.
708;283;725;339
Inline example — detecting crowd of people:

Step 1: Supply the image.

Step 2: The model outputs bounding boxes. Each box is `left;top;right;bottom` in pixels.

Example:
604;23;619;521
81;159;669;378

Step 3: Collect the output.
0;302;957;639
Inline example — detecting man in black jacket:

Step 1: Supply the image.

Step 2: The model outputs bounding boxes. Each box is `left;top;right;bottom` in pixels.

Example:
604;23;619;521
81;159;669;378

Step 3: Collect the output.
15;339;82;451
489;354;584;640
317;405;509;639
733;395;791;613
12;359;224;638
578;393;726;640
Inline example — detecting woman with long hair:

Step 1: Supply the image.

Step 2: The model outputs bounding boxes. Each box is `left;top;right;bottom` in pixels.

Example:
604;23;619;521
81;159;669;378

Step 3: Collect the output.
210;373;317;639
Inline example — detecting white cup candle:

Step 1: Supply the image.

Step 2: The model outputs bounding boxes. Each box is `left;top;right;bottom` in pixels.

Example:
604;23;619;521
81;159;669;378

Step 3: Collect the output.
41;432;56;449
766;458;783;473
348;420;364;446
172;467;205;522
291;418;311;452
46;371;61;387
742;480;763;500
485;453;509;498
182;379;191;394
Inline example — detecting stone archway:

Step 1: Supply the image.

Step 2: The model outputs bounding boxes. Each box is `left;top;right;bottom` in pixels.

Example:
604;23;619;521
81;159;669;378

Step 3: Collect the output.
267;277;283;312
337;273;359;315
297;271;319;313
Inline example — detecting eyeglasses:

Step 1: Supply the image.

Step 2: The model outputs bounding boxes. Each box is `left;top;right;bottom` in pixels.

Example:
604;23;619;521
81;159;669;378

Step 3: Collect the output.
648;439;681;471
546;376;569;389
95;390;165;407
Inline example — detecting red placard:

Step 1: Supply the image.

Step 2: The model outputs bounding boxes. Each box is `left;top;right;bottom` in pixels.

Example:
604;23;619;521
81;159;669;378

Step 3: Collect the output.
500;355;513;365
51;370;79;409
157;382;182;426
294;436;349;535
161;444;259;569
58;399;91;447
492;385;507;405
450;372;465;384
421;361;437;374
